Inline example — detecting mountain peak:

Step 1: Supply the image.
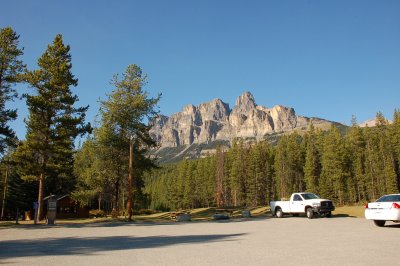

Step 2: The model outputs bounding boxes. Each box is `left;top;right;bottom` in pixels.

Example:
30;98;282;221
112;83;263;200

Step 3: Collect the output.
234;91;256;112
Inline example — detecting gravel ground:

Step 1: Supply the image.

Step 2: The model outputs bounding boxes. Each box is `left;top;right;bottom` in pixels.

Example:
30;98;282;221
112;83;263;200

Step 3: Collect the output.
1;216;399;266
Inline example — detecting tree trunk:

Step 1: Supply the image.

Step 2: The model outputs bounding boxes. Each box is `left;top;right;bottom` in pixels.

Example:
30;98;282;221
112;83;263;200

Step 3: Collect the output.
1;166;8;219
37;173;44;220
234;189;237;207
115;179;120;212
127;139;133;221
122;189;125;217
98;195;101;211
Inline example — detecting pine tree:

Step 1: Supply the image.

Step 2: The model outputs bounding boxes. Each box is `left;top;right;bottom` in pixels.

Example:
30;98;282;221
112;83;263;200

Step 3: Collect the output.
100;64;160;220
176;159;188;209
304;124;321;194
346;116;368;202
2;161;37;219
14;34;90;219
274;133;305;199
72;138;107;209
247;141;274;206
215;146;224;207
262;141;275;205
389;110;400;192
229;139;248;206
360;112;398;198
206;154;217;206
375;112;398;194
320;126;347;204
0;27;25;154
94;121;129;213
183;160;196;208
195;158;208;207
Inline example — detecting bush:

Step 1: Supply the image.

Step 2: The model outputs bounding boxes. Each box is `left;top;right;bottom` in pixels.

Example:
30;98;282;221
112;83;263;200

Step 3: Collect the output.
89;209;106;218
111;210;118;218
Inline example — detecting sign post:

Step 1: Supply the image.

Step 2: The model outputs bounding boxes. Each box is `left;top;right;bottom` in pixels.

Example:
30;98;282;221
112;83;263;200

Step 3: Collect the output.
33;202;38;224
15;208;19;224
47;198;57;225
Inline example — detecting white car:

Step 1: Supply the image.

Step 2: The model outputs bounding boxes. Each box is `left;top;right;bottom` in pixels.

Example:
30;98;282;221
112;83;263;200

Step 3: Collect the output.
365;194;400;227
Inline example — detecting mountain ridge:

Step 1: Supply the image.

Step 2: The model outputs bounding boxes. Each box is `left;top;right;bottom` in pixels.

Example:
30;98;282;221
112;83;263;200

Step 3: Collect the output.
149;92;345;163
150;91;342;147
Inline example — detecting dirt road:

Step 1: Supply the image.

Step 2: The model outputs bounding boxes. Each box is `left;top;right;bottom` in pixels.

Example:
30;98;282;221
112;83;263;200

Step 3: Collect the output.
1;216;399;265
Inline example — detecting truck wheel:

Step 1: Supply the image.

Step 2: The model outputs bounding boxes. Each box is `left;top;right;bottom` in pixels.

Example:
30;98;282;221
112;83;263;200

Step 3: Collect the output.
373;220;385;227
306;208;314;219
275;208;283;218
326;212;332;218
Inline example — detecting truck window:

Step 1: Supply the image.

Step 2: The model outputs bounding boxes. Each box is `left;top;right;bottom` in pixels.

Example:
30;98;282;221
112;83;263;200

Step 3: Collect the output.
293;194;302;201
301;193;320;200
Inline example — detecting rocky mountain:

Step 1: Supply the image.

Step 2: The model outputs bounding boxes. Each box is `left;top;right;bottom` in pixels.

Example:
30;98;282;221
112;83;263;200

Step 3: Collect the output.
149;92;344;163
359;118;392;128
359;119;377;128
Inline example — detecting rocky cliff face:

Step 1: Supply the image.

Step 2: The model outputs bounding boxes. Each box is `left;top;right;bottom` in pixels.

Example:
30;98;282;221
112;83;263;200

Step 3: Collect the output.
150;92;336;148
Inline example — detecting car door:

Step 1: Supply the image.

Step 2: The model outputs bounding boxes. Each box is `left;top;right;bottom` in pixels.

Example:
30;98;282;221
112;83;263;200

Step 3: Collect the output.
291;194;305;213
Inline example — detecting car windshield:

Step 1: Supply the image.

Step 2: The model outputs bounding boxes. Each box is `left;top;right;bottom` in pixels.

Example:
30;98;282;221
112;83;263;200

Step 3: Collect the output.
301;193;320;200
376;194;400;202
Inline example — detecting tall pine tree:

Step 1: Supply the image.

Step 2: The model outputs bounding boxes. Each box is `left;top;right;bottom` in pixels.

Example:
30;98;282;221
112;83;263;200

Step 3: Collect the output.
320;126;347;204
304;124;322;194
14;34;90;219
0;27;25;154
389;110;400;192
100;64;160;220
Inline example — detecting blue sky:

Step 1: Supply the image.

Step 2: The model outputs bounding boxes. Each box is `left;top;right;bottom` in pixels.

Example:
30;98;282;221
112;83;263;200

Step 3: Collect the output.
2;0;400;140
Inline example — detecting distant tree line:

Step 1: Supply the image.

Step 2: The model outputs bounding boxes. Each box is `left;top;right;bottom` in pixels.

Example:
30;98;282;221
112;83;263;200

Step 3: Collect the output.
145;113;400;210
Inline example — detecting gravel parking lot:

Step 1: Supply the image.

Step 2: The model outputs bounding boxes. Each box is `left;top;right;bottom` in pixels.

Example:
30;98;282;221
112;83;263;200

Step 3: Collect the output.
1;216;399;266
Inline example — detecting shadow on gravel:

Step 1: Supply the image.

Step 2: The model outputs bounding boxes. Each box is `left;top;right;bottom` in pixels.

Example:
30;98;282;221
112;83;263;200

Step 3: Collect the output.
0;221;135;230
330;214;357;218
2;216;273;230
0;233;245;259
269;214;355;219
385;223;400;228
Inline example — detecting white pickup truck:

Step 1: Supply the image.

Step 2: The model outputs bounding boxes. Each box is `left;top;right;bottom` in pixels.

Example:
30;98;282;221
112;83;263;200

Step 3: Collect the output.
270;192;335;219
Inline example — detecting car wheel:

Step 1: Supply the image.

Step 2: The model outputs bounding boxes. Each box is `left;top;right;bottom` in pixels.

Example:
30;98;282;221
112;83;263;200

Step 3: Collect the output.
326;212;332;218
276;208;283;218
306;208;314;219
373;220;386;227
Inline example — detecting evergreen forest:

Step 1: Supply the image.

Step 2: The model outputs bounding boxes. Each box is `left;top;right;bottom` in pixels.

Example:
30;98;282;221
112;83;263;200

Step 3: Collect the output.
144;116;400;210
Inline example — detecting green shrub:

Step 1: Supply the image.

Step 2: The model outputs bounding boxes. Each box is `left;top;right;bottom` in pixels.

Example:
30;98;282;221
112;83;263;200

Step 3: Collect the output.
89;209;106;218
132;209;156;215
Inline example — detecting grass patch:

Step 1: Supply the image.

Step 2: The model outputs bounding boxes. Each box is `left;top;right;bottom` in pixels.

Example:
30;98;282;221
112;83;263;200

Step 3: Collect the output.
250;206;270;216
56;217;116;224
333;205;365;218
0;221;19;228
0;206;272;227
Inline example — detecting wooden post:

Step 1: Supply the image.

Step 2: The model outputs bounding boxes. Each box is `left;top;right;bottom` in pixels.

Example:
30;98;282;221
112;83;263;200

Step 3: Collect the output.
127;136;134;221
